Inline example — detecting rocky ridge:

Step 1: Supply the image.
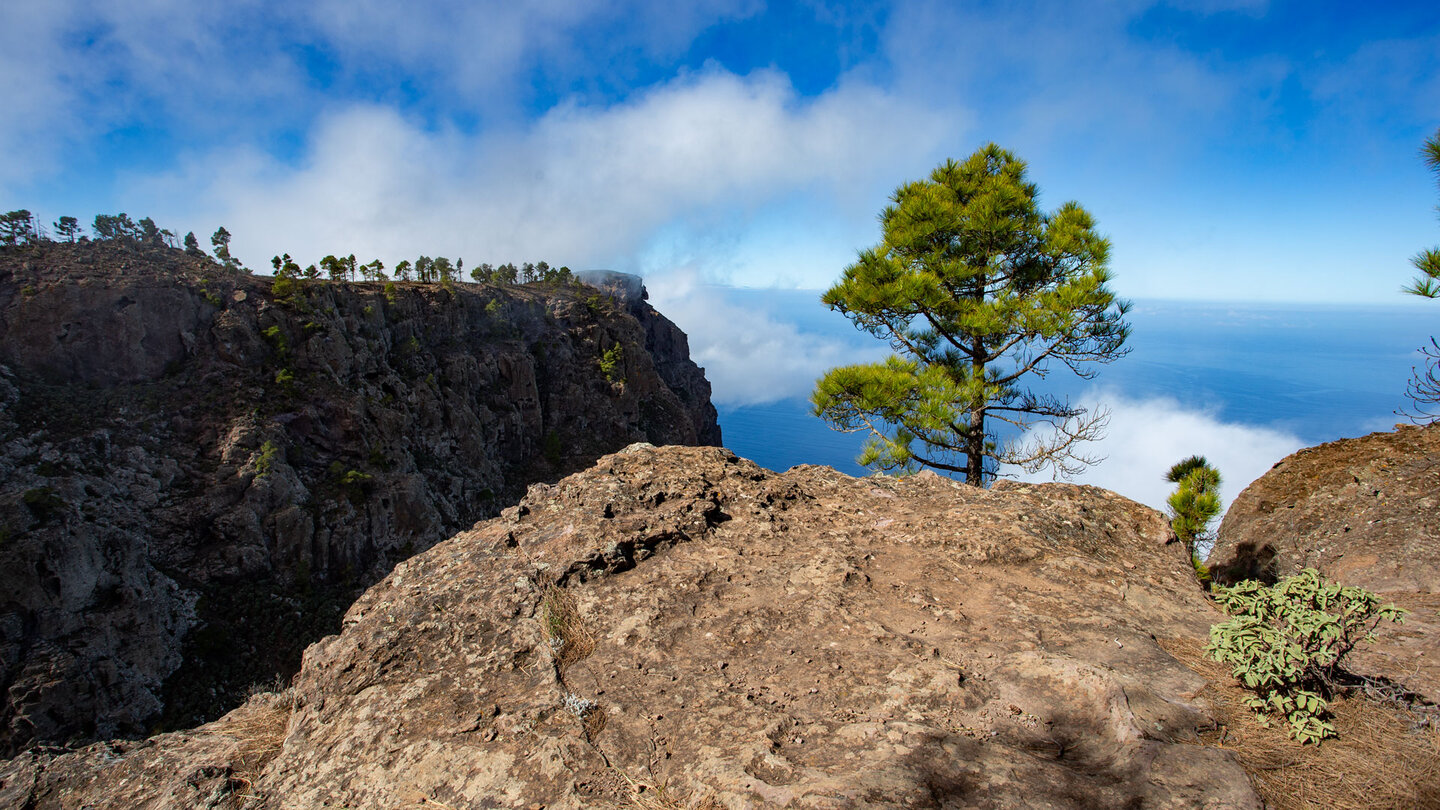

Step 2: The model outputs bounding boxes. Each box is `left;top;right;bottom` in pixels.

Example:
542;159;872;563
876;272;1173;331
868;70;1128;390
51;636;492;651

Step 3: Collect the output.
0;241;719;755
1;444;1266;809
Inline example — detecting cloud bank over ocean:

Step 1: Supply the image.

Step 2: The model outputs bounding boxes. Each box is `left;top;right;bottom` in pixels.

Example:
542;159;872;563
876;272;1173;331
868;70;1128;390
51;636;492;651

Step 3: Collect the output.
646;273;885;407
1013;390;1305;512
651;281;1327;513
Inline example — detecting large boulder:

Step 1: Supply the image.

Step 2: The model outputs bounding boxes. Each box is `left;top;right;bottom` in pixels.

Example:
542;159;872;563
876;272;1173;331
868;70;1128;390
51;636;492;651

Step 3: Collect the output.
1;446;1262;808
1210;423;1440;593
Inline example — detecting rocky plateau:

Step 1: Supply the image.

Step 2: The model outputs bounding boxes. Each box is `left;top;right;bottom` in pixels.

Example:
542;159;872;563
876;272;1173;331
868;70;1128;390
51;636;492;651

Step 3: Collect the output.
2;444;1269;808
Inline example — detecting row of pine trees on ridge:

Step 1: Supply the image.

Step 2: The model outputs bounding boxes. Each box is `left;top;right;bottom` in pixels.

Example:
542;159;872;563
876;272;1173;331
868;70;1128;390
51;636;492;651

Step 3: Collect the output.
0;209;571;286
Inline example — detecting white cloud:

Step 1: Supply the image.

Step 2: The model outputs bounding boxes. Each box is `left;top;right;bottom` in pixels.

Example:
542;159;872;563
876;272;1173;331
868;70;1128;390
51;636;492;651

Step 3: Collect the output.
0;0;761;199
1015;388;1305;512
0;2;93;189
130;68;957;281
646;272;886;406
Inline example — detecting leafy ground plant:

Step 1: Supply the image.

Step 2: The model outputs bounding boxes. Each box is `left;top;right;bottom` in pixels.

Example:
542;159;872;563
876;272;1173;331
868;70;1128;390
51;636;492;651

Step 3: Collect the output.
1206;568;1406;744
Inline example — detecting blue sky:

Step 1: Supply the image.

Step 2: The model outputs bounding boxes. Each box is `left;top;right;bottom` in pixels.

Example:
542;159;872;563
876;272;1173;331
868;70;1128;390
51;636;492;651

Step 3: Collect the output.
2;0;1438;303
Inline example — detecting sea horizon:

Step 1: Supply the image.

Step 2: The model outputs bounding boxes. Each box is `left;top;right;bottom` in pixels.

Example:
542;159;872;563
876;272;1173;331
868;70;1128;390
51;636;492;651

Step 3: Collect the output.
646;284;1438;511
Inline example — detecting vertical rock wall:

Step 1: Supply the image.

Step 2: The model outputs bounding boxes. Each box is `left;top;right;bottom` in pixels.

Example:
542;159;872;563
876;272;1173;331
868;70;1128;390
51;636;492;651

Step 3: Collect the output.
0;242;720;754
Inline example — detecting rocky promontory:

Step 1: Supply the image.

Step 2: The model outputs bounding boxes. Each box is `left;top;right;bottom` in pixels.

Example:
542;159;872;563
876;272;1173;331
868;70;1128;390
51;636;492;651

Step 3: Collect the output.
1;445;1267;808
0;241;719;754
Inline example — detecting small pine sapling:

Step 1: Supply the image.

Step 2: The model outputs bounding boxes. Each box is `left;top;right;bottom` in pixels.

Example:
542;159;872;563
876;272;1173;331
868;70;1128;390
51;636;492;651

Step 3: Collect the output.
1164;455;1222;585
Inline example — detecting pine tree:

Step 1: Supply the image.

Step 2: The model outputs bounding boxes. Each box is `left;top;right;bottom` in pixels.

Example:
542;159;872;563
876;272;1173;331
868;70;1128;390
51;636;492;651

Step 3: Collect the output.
93;213;140;242
211;226;242;270
1165;455;1222;584
1403;128;1440;299
813;144;1130;485
54;216;80;242
138;217;162;245
0;210;37;246
321;254;347;282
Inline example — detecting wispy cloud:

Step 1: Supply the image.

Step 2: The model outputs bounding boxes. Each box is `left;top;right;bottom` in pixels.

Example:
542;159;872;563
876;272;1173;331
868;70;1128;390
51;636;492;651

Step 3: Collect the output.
128;68;956;278
646;272;886;406
1016;388;1305;511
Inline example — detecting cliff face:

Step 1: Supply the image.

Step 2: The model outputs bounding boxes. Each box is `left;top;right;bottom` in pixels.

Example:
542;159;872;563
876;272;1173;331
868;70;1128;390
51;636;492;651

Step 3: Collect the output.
0;445;1266;809
0;242;719;755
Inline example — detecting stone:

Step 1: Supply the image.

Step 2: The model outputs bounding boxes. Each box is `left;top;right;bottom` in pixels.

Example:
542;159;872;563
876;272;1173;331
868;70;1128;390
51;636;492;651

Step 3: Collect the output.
3;446;1262;808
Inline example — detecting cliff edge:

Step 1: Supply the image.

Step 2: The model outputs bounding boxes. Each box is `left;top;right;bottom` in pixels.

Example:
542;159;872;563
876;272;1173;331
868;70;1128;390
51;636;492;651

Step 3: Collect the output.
0;241;719;754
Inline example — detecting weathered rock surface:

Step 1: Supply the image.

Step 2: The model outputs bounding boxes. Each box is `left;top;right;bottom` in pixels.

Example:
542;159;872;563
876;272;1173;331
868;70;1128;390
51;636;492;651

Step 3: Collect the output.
0;242;719;754
1210;422;1440;702
1;445;1263;808
1210;423;1440;592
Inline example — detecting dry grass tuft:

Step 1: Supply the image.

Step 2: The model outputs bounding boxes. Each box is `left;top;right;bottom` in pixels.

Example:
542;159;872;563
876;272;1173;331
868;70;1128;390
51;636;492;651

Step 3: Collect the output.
540;584;596;672
221;688;298;806
613;770;724;810
1160;635;1440;810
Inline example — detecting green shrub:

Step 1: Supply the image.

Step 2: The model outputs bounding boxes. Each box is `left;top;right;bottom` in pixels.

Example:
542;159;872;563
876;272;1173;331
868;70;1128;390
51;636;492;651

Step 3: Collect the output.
197;281;223;308
255;440;281;478
599;344;624;383
1206;568;1406;744
327;462;373;503
272;274;298;301
261;325;288;358
23;486;66;522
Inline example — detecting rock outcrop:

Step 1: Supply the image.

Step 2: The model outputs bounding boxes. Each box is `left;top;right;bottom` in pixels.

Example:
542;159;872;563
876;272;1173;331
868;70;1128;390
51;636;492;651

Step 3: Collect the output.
1210;423;1439;592
1210;422;1440;702
1;445;1265;808
0;242;719;755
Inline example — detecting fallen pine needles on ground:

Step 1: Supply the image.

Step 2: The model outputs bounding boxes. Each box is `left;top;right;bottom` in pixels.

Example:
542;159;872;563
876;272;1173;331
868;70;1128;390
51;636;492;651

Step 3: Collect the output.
1160;635;1440;810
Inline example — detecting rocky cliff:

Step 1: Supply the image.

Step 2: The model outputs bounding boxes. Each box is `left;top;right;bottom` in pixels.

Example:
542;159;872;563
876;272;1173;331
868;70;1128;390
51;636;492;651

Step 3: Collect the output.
0;445;1271;809
1210;422;1440;704
0;241;719;755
